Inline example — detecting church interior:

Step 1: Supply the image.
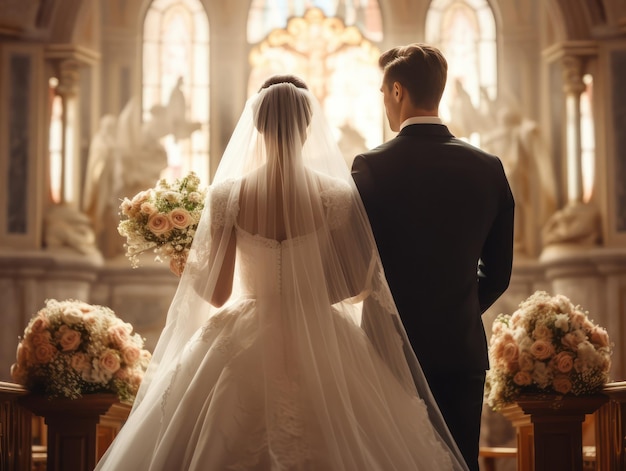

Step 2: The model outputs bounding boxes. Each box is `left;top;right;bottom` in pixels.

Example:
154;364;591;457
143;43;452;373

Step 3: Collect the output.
1;0;626;470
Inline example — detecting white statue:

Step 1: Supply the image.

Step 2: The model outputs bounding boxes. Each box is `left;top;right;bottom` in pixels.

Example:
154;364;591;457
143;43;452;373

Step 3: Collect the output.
448;84;558;256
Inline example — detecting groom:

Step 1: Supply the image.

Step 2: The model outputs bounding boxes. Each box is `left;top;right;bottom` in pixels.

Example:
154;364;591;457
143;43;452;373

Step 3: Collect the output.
352;43;514;471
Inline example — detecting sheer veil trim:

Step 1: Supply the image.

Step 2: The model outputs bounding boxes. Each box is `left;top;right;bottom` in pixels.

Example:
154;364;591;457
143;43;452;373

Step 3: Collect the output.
97;80;469;471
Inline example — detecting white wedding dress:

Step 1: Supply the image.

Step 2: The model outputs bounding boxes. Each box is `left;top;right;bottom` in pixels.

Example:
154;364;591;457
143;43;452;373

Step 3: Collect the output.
96;80;467;471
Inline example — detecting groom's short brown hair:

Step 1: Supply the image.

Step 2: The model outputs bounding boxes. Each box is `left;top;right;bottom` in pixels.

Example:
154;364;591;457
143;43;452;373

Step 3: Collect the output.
379;43;447;110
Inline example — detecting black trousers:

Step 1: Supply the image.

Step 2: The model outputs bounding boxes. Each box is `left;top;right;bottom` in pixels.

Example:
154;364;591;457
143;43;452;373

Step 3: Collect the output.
425;370;486;471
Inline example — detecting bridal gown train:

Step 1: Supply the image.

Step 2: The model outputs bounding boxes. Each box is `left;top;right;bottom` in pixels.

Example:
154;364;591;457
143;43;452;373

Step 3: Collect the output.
95;178;461;471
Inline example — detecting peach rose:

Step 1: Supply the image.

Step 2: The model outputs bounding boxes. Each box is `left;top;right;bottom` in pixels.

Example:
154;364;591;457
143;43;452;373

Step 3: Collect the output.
108;324;131;346
30;331;52;346
148;213;173;236
513;371;532;386
70;352;90;373
16;343;30;364
121;346;141;365
561;330;586;351
58;325;81;352
552;375;573;394
530;339;555;360
590;327;609;348
518;351;535;371
140;202;158;215
34;342;57;363
532;324;553;341
552;351;574;373
169;208;192;229
30;316;49;333
99;350;121;374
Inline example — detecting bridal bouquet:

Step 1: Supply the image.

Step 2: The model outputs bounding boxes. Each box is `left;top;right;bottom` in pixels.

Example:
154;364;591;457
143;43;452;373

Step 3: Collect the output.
10;299;151;402
485;291;612;411
118;172;206;275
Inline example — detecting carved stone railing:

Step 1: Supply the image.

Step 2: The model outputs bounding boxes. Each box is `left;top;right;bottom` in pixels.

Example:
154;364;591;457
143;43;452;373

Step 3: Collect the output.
0;382;31;471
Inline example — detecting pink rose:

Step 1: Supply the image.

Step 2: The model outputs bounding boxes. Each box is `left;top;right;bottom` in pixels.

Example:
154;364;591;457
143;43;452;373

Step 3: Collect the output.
169;208;192;229
108;324;131;346
552;375;573;394
99;350;121;374
34;342;57;363
58;325;81;352
570;311;587;329
140;202;158;215
532;324;553;341
513;371;532;386
530;339;555;360
148;213;173;236
30;331;52;346
121;346;141;365
502;341;519;364
590;327;609;348
551;351;574;373
70;352;90;373
30;316;49;333
16;343;30;364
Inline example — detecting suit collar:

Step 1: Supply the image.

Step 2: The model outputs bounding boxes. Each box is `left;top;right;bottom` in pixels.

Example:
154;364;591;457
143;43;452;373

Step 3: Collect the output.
397;123;453;138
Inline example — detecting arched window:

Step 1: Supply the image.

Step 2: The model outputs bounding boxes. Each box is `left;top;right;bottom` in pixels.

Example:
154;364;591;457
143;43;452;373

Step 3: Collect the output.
142;0;209;180
247;2;383;166
425;0;497;139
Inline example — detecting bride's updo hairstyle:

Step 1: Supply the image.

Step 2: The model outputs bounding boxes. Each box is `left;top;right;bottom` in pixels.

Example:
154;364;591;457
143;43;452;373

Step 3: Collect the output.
253;75;312;153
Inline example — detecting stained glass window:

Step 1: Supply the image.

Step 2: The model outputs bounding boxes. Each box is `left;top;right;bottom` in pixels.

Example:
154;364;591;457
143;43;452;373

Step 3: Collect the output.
426;0;496;138
143;0;209;180
248;3;383;165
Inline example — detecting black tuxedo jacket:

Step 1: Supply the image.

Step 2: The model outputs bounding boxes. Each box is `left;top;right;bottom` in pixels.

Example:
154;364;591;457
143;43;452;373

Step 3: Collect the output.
352;123;514;376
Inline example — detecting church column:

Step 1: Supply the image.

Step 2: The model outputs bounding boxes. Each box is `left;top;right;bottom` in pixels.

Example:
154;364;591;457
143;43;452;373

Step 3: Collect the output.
50;58;80;205
562;55;586;204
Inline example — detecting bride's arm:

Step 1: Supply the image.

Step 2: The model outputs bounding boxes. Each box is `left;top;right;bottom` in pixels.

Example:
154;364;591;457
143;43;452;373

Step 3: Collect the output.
208;226;236;307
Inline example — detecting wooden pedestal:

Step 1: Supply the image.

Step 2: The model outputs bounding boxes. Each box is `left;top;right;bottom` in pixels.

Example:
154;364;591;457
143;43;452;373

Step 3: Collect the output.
502;394;608;471
18;393;131;471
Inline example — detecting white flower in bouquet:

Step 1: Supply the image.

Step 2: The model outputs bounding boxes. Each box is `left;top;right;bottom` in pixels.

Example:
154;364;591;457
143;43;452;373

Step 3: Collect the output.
485;291;612;411
118;172;207;275
10;299;151;402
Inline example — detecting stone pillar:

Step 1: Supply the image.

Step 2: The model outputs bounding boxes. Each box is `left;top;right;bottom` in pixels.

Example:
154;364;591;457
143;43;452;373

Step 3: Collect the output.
562;55;586;205
50;58;81;205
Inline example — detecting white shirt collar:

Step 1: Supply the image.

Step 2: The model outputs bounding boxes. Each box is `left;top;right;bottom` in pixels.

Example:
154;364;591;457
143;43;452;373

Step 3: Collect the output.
400;116;443;130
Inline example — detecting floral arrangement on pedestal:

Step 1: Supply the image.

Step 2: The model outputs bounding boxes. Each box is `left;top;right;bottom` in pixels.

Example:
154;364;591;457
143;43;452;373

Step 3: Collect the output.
485;291;612;411
10;299;151;402
118;172;206;276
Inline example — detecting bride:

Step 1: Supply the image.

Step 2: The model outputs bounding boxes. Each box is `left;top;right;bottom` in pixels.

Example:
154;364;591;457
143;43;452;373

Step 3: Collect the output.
95;75;469;471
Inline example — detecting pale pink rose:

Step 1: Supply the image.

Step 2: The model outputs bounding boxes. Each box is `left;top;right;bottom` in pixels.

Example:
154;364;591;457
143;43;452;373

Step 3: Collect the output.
169;208;192;229
99;350;121;374
513;371;532;386
120;198;135;217
121;346;141;365
561;330;586;351
551;351;575;373
16;343;30;364
62;307;84;325
30;316;49;333
34;342;57;363
115;368;130;380
140;202;158;215
108;324;130;346
70;352;90;372
58;325;81;352
148;213;173;236
532;324;553;341
590;327;609;348
30;331;52;346
502;341;519;365
530;339;555;360
552;375;573;394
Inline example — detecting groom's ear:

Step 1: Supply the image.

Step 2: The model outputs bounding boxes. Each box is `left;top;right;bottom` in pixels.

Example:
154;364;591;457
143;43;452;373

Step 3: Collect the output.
393;82;403;102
